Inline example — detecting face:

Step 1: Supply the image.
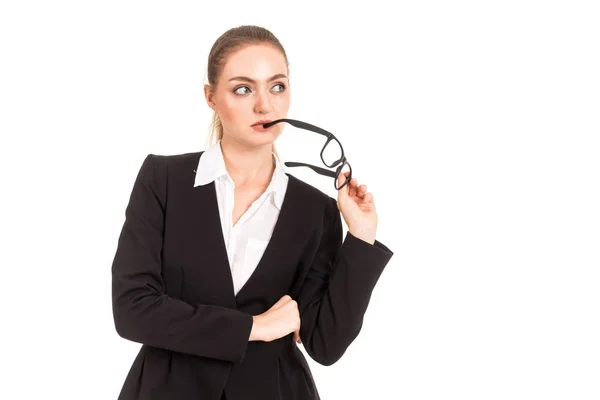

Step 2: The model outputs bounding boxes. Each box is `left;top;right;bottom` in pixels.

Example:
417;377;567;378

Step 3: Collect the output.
205;44;291;149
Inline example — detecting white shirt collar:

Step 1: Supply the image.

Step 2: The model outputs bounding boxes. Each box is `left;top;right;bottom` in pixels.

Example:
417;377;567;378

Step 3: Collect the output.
194;141;288;210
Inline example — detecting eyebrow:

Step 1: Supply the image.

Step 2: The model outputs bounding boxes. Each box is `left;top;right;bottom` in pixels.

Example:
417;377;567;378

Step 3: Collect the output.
228;74;288;83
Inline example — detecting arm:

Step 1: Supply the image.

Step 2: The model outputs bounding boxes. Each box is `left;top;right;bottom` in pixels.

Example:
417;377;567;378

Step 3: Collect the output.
111;154;253;363
296;197;394;366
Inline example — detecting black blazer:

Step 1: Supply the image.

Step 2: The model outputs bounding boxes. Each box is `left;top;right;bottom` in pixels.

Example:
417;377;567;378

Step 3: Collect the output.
111;151;394;400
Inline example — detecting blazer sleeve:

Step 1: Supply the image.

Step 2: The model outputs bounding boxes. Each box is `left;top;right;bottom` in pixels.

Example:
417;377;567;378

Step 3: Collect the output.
296;196;394;366
111;154;254;364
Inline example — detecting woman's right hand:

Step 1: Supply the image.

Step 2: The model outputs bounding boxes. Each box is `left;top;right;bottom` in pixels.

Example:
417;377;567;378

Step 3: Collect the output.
249;295;302;344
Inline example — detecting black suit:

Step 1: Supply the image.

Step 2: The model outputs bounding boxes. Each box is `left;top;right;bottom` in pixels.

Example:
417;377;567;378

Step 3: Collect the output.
111;151;394;399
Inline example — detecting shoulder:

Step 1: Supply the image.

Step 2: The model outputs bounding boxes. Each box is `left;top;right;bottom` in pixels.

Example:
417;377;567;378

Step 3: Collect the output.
134;151;203;192
140;151;203;177
286;173;338;215
147;151;203;169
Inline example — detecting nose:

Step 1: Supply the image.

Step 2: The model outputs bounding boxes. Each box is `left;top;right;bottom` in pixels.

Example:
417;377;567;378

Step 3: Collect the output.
253;89;273;114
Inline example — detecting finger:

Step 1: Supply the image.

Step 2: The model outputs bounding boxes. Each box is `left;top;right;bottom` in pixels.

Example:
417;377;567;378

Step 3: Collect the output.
337;173;349;201
271;295;292;311
349;179;359;197
341;171;355;187
363;192;375;205
356;184;367;199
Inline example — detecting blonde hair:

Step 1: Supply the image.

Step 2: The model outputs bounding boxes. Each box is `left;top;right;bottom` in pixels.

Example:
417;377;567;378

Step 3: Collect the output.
205;25;290;160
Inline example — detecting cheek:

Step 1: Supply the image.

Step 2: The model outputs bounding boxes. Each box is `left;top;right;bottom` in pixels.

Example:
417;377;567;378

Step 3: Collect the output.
274;91;291;108
276;94;290;115
219;95;245;121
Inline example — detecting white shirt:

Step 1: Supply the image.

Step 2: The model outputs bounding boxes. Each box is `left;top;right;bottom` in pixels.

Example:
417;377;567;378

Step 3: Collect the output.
193;141;289;296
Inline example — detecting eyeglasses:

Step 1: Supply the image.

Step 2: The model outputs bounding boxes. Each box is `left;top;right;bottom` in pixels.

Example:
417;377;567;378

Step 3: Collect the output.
262;118;352;190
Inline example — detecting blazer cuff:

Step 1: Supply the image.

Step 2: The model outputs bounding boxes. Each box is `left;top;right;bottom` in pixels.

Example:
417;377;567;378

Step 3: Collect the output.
342;231;394;269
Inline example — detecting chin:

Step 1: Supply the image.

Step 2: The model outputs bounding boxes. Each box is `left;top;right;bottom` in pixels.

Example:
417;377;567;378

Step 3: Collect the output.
252;135;277;148
250;129;280;142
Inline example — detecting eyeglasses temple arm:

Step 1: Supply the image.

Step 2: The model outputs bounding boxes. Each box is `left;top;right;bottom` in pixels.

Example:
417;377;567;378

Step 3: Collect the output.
284;161;337;178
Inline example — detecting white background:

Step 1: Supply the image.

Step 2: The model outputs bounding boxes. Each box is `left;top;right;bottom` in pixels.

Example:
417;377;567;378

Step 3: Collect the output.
1;1;599;399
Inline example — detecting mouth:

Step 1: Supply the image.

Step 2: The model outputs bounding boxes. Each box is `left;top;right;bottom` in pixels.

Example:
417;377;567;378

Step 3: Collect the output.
251;119;272;127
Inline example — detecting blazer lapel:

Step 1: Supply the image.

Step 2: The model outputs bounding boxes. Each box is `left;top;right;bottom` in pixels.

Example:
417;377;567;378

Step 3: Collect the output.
234;174;312;304
187;153;313;308
186;178;239;308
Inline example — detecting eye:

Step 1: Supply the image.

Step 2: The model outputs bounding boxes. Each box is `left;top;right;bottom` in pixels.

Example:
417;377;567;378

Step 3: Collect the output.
232;83;287;96
272;83;287;93
233;86;250;95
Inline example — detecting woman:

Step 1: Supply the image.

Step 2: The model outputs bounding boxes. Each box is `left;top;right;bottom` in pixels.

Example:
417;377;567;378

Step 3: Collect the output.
111;25;394;400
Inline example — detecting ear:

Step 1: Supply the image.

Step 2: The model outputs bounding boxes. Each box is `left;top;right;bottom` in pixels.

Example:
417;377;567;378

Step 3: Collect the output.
204;84;217;112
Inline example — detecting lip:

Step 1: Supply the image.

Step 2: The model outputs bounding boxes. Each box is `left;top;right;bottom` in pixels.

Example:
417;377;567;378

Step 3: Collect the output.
252;124;274;132
251;119;273;127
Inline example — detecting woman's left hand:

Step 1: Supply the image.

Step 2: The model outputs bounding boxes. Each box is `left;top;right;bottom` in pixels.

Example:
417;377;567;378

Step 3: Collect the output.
336;172;378;245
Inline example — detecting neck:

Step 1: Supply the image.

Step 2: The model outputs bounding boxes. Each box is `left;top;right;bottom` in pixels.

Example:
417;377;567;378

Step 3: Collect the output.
219;136;275;189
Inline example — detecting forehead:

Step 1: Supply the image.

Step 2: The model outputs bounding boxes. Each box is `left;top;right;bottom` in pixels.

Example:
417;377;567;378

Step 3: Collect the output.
221;44;288;81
